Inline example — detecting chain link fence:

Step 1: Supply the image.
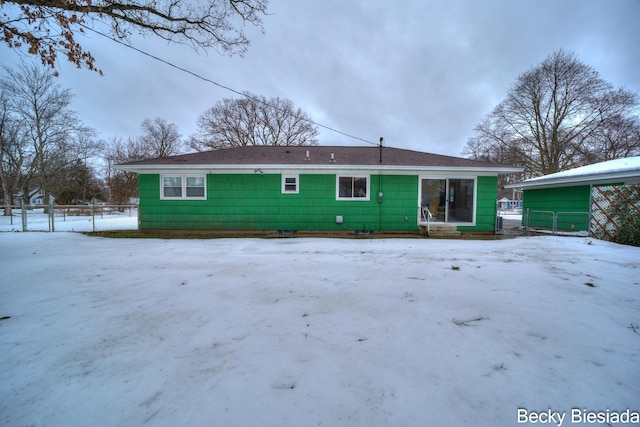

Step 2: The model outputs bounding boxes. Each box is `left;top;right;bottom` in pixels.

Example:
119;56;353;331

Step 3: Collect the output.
0;204;138;232
524;209;590;236
556;212;590;233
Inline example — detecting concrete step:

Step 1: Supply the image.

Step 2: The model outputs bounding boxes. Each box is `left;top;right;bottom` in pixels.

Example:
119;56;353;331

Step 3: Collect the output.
419;224;461;238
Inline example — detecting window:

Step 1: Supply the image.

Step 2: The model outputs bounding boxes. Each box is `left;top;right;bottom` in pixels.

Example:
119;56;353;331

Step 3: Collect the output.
161;175;206;200
186;176;205;197
282;175;299;194
163;176;183;198
337;175;369;200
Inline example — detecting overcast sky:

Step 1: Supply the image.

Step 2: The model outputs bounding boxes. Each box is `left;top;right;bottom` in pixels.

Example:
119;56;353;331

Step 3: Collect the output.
2;0;639;157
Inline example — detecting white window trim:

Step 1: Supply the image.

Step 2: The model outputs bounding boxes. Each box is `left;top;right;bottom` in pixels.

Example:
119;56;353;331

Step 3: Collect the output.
336;174;370;201
281;174;299;194
160;174;207;200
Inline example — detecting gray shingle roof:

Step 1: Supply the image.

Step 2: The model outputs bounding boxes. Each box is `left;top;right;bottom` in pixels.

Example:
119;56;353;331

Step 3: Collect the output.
118;145;520;171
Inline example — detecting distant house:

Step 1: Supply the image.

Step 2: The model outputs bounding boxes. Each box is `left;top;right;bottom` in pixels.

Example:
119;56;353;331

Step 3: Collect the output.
13;189;45;205
497;197;523;212
497;190;523;212
116;145;521;235
505;156;640;233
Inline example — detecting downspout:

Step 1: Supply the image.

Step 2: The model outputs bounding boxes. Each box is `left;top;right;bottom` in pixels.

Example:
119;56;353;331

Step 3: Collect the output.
378;172;383;233
588;184;593;237
378;137;384;233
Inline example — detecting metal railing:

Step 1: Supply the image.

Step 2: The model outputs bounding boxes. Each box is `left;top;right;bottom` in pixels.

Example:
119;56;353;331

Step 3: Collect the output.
524;209;590;236
419;206;433;236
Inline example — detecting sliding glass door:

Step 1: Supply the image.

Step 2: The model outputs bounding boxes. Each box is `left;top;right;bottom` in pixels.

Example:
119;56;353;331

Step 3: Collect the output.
420;178;475;224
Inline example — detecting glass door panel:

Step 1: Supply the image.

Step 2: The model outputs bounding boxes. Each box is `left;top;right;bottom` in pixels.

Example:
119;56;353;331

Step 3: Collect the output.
447;179;474;223
421;179;446;222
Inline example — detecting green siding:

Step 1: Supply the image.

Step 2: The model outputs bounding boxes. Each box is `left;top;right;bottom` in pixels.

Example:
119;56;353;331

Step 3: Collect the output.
523;185;591;213
522;183;625;231
522;185;591;231
457;176;499;232
522;183;615;231
139;173;420;232
522;186;591;230
139;173;500;233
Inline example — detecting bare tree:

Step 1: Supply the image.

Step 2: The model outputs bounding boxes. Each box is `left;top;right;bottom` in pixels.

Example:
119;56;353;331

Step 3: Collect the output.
0;62;95;209
463;50;640;177
1;0;269;75
103;136;147;205
48;133;104;203
579;114;640;164
188;92;319;151
0;90;21;215
140;117;183;157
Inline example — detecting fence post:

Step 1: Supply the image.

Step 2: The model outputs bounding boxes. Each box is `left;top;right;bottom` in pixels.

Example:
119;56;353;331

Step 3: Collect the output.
92;198;96;232
48;195;55;232
21;200;27;232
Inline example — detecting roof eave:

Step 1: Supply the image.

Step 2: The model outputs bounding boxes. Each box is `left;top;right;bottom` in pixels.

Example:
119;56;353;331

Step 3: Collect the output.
115;163;523;175
504;170;640;189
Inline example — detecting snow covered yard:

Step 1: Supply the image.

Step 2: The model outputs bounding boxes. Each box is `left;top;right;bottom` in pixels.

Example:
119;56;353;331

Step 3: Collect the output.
0;233;639;427
0;208;138;233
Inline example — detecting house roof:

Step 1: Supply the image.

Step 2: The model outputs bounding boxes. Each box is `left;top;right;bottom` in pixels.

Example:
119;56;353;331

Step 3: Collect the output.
505;156;640;190
116;145;522;174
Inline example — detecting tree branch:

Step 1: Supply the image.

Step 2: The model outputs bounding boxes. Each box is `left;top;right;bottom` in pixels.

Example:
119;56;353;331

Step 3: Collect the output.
2;0;268;74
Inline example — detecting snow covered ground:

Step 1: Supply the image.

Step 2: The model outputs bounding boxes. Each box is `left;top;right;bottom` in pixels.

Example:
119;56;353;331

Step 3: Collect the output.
1;218;639;426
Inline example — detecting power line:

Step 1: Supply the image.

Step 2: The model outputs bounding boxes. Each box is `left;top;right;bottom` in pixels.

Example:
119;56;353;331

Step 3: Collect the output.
79;24;378;146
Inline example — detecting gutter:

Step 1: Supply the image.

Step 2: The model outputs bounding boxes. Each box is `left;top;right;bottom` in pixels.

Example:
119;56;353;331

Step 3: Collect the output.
115;163;524;175
505;170;640;190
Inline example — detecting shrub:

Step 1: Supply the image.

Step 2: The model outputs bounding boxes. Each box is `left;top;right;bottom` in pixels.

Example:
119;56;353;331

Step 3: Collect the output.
605;185;640;247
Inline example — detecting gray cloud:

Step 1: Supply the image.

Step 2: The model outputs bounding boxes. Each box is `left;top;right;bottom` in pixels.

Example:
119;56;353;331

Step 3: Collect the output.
1;0;638;156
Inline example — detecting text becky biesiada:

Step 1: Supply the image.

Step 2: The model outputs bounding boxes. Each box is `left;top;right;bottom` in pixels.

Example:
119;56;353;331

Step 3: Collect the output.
517;408;639;426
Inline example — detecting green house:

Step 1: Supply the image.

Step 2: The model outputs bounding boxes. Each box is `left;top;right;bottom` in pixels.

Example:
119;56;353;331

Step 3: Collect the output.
505;156;640;232
116;146;521;235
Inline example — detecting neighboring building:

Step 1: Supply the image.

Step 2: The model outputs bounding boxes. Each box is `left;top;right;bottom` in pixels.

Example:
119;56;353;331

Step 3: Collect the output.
497;189;523;213
505;156;640;232
13;189;45;205
116;145;522;235
497;197;522;212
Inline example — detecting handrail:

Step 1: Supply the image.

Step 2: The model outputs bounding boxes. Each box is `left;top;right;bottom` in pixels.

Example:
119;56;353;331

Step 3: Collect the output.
419;206;432;236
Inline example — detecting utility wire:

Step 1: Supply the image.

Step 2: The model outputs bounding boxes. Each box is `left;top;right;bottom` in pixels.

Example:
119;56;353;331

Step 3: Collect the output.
79;24;378;146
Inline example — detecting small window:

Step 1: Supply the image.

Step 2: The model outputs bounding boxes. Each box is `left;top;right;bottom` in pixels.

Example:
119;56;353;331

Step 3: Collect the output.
337;175;369;200
186;176;205;197
282;175;299;194
163;176;182;198
161;175;206;200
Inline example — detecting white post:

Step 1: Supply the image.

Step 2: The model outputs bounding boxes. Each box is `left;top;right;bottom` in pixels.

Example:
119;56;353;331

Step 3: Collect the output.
48;195;55;232
21;200;27;232
92;197;96;232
